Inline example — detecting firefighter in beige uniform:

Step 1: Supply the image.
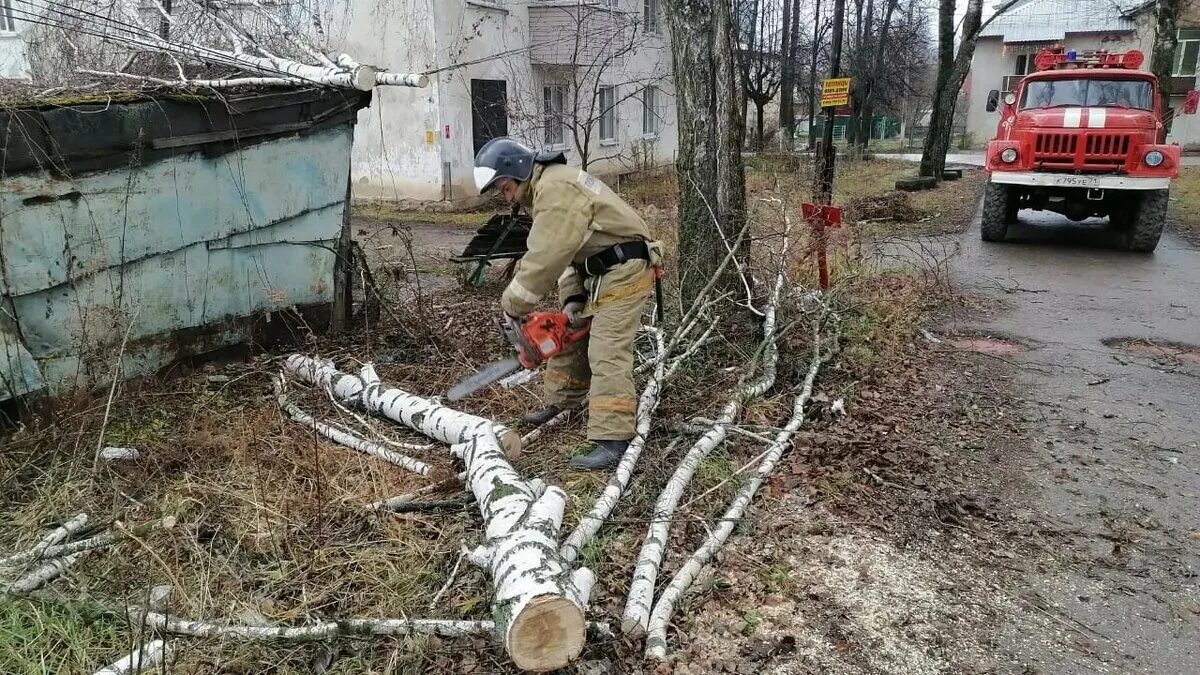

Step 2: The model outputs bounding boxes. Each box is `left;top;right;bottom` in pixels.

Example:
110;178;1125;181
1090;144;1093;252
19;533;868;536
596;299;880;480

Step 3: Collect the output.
474;137;662;470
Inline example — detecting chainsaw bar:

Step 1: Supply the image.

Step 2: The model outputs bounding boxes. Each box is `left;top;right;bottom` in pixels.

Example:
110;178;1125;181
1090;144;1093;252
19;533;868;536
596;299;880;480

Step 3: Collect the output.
446;356;523;402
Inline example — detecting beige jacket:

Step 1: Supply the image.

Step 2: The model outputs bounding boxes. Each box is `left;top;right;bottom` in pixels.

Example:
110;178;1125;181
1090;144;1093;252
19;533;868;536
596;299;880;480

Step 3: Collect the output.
501;163;659;317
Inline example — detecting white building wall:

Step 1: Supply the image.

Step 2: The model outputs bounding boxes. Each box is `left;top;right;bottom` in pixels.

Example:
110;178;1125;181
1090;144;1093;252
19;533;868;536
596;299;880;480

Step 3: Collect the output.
0;11;31;80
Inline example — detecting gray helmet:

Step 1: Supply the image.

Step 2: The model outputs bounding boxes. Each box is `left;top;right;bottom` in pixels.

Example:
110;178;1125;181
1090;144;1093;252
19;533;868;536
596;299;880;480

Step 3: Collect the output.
474;137;536;194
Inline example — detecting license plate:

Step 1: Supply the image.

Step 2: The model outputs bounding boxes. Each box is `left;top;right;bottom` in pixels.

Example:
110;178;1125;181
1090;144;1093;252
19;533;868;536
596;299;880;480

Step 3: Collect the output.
1051;175;1100;188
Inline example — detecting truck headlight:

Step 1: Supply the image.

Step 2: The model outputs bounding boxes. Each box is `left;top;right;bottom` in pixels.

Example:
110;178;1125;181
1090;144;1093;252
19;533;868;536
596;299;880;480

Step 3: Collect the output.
1144;150;1165;167
1000;148;1018;163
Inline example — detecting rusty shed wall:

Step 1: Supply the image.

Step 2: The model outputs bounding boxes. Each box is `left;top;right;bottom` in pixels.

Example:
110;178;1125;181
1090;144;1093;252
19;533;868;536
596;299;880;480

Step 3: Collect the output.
0;121;354;399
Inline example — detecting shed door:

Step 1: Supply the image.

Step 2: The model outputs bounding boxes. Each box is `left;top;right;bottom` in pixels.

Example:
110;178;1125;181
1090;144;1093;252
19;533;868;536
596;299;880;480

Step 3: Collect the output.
471;79;509;156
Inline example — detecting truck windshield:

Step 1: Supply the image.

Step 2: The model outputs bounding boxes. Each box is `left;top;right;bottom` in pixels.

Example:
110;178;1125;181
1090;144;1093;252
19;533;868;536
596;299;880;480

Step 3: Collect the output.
1021;79;1153;110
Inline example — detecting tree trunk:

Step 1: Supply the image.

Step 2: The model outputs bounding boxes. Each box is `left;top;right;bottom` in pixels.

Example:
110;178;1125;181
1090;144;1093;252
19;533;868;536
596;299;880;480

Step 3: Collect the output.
808;0;822;150
756;101;766;150
920;0;983;178
779;0;795;150
666;0;748;307
1152;0;1181;137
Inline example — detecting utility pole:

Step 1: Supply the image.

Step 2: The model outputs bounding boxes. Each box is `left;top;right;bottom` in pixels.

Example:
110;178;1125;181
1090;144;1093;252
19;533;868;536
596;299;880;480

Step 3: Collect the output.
816;0;846;205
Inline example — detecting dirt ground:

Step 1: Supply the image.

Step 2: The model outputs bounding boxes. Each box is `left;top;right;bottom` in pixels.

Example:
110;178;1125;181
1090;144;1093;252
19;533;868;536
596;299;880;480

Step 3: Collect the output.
670;208;1200;673
4;161;1194;674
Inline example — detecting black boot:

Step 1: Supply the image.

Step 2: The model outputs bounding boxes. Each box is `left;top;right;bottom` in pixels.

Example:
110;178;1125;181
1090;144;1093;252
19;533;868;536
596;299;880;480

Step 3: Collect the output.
522;405;564;427
569;440;629;471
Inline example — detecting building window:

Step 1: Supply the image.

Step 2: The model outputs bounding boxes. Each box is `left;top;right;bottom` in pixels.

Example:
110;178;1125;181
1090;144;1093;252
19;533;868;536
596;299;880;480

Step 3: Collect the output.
544;84;567;146
1014;54;1037;76
644;0;660;34
1174;29;1200;77
599;86;617;141
642;86;662;135
1;0;16;32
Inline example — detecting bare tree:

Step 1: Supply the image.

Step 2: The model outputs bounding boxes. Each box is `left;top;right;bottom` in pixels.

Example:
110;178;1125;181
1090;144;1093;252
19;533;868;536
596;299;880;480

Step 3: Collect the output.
778;0;803;148
742;0;783;150
665;0;748;306
919;0;1017;178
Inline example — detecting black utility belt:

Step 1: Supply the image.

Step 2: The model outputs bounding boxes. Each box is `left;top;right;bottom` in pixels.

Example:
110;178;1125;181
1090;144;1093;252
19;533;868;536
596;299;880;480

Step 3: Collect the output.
574;241;651;277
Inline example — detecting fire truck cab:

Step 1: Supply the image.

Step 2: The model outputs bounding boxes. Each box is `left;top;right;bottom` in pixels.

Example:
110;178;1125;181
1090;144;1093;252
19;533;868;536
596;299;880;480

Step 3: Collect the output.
981;47;1193;252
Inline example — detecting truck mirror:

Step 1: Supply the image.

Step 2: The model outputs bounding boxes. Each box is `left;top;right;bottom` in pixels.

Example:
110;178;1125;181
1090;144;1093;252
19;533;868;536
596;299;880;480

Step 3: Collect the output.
1184;90;1199;115
986;89;1000;112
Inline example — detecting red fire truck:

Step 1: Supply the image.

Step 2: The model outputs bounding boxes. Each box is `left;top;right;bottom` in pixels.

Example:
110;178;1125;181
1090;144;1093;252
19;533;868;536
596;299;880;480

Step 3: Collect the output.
982;48;1194;252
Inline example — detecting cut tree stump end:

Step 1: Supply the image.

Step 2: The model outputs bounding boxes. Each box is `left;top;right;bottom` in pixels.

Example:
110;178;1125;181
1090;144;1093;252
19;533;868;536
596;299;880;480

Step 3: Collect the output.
498;430;523;459
507;595;586;672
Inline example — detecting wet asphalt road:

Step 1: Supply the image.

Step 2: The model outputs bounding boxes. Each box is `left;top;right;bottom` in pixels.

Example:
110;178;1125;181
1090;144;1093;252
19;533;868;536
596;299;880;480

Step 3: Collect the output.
938;211;1200;673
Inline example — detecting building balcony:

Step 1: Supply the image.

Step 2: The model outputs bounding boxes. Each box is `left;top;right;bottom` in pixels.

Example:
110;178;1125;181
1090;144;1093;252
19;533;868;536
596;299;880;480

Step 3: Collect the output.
529;2;631;66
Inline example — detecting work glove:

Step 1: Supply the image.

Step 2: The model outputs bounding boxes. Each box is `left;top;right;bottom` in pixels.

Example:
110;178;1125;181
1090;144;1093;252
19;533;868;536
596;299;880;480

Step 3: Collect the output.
562;295;587;326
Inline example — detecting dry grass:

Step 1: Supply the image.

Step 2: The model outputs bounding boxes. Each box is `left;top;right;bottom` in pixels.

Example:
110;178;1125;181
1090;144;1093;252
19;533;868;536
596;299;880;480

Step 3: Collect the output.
1170;166;1200;242
0;156;967;673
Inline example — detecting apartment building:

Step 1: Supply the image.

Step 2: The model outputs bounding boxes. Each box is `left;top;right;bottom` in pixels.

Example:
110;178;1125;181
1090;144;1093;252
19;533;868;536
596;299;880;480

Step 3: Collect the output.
327;0;677;201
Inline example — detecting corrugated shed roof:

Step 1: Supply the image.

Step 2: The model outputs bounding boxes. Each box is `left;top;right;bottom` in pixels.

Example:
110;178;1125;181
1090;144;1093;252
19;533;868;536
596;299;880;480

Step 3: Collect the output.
981;0;1148;43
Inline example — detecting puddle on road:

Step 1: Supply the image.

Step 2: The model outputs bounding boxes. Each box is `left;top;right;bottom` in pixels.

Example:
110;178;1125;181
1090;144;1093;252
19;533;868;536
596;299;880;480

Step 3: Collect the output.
1104;338;1200;366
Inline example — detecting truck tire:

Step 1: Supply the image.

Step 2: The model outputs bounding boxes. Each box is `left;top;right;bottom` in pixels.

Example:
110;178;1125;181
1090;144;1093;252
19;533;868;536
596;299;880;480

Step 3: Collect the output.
981;182;1012;242
1126;190;1167;253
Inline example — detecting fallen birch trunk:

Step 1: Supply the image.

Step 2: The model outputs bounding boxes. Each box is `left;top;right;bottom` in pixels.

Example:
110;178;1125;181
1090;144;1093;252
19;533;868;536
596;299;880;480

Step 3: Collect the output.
282;356;520;455
646;312;838;659
274;377;430;476
129;609;613;641
93;640;170;675
455;432;595;671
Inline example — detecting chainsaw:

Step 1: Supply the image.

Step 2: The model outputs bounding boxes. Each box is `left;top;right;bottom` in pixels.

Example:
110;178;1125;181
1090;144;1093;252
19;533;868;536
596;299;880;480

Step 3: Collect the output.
446;311;590;402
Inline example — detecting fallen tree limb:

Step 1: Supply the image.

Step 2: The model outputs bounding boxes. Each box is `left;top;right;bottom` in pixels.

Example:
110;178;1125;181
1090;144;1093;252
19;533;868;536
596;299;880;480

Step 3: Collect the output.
646;308;839;659
7;552;89;595
455;432;595;671
623;289;787;637
274;377;430;476
367;472;467;512
93;639;170;675
0;513;89;569
283;356;520;455
1;518;175;568
560;329;667;563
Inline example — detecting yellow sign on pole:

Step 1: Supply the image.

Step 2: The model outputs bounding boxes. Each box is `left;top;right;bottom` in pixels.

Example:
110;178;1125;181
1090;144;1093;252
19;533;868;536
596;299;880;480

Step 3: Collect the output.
820;78;851;108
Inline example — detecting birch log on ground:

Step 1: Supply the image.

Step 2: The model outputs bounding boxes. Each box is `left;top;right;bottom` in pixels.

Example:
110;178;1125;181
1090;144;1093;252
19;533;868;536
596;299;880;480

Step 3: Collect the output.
623;231;792;636
645;313;836;658
455;431;595;671
129;609;614;641
283;355;521;456
93;639;170;675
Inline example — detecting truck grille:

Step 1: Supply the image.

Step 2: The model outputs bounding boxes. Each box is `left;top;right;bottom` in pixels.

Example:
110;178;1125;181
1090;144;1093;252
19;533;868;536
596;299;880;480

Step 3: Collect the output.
1084;133;1132;158
1033;132;1135;168
1034;133;1077;158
